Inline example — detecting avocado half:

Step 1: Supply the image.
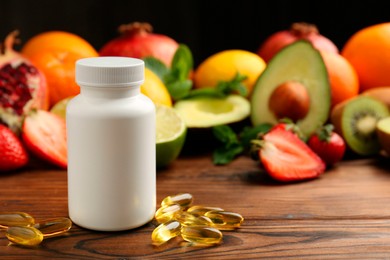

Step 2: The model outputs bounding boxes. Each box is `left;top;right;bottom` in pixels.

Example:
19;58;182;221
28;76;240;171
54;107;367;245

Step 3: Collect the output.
174;94;250;128
251;40;331;138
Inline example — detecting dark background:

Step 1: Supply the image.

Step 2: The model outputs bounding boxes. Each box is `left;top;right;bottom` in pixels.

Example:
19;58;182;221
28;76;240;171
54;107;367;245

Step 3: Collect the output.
1;0;390;66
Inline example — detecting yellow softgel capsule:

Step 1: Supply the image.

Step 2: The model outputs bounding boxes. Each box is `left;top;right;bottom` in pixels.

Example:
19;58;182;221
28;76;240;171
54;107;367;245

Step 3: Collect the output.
154;204;182;223
6;226;43;246
174;212;213;227
0;212;35;229
34;217;72;237
151;220;181;246
205;211;244;230
181;226;223;245
161;193;193;208
186;206;224;217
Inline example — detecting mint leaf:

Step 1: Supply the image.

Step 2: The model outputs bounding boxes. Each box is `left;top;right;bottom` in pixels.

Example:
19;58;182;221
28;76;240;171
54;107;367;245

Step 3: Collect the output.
162;44;194;101
183;73;249;100
166;79;193;101
213;125;238;144
212;125;244;165
216;73;248;96
169;44;193;81
213;143;244;165
143;57;169;80
239;124;273;149
184;88;225;99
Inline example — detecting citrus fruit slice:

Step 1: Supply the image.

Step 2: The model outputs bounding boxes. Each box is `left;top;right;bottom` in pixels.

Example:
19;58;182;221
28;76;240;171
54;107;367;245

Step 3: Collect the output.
156;105;187;168
142;68;172;107
50;97;73;120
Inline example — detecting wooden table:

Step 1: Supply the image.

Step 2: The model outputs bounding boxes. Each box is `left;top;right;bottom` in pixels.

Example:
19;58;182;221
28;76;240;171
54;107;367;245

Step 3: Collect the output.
0;153;389;259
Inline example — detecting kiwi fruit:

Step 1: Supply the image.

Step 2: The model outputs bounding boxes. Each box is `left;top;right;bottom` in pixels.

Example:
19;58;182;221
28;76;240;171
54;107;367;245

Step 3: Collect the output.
376;117;390;155
331;96;390;155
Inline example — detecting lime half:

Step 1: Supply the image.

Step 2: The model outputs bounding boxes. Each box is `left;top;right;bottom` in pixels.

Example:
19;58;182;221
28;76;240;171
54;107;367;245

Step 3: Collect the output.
156;105;187;168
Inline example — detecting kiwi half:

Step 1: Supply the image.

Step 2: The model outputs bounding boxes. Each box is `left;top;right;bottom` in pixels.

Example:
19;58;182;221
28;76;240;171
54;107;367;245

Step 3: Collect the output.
331;96;390;155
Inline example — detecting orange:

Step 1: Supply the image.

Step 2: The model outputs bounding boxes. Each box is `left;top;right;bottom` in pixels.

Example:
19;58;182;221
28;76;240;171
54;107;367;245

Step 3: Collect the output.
141;68;172;107
193;50;266;96
341;23;390;92
22;31;97;58
21;31;98;107
320;51;359;108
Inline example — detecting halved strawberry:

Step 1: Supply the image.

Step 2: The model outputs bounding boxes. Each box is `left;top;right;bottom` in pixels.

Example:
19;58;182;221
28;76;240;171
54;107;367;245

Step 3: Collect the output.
259;126;325;182
0;124;29;171
22;110;67;168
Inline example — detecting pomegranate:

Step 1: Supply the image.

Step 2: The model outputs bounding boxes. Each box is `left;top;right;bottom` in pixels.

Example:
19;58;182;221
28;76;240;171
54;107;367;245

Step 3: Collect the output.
0;31;48;133
258;22;339;62
99;22;179;67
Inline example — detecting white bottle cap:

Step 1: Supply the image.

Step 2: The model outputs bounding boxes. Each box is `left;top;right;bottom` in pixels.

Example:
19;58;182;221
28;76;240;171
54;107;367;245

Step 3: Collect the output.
76;57;144;87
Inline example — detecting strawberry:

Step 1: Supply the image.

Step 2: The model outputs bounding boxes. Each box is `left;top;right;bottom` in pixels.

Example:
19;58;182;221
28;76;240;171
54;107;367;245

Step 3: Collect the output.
0;124;29;171
258;126;325;182
308;124;346;166
271;119;306;141
22;110;67;168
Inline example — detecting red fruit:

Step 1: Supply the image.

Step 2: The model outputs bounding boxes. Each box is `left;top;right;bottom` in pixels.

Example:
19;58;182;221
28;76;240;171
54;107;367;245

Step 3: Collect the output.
0;124;28;171
271;120;306;141
99;22;179;67
308;124;346;166
259;127;325;182
22;110;67;168
257;22;338;62
0;31;49;133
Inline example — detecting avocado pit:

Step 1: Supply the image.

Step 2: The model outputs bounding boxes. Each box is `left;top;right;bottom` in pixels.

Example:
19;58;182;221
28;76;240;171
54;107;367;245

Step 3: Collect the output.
269;80;310;121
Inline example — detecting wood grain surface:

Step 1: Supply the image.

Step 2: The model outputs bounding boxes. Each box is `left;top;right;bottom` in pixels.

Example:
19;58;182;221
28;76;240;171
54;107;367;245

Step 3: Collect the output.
0;154;389;259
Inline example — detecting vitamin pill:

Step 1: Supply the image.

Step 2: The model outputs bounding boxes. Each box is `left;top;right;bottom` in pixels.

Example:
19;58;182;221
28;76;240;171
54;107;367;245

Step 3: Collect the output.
181;226;223;245
0;212;35;229
34;218;72;237
161;193;193;208
151;220;181;246
186;206;224;217
174;212;213;227
205;211;244;230
154;204;182;223
6;226;43;246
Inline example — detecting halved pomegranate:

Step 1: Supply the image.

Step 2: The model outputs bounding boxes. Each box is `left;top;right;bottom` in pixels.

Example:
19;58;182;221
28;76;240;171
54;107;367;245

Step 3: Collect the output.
0;31;48;133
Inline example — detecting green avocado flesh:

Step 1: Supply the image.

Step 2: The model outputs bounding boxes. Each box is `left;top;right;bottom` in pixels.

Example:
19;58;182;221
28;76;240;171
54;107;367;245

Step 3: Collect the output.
174;95;250;128
250;40;331;138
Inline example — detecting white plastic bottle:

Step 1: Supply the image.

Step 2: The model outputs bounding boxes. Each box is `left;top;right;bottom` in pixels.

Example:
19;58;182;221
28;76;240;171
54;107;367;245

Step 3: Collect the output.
66;57;156;231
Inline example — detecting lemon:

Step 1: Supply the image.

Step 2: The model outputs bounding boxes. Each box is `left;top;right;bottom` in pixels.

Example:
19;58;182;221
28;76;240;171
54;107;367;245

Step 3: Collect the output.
156;104;187;168
142;68;172;107
194;50;266;96
50;97;73;120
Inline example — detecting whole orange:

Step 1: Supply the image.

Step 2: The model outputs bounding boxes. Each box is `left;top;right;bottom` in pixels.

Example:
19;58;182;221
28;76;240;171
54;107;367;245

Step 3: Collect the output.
342;23;390;92
320;51;359;108
21;31;98;107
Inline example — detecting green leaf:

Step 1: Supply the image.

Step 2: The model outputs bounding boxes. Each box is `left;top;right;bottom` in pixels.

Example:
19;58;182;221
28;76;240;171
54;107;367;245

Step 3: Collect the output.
317;124;334;142
213;125;238;144
239;123;273;149
215;72;248;97
185;88;225;99
166;79;193;101
143;57;169;80
213;143;244;165
212;125;244;165
169;44;193;81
